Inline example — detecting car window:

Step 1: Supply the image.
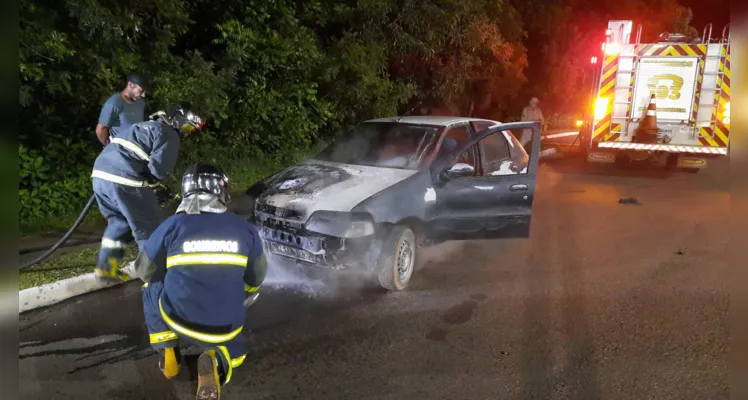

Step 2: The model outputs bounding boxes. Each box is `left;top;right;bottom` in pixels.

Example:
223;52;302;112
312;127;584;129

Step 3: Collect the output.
502;130;529;173
436;124;475;167
478;131;529;176
315;122;440;170
444;124;471;148
503;129;533;156
436;125;478;177
470;121;496;134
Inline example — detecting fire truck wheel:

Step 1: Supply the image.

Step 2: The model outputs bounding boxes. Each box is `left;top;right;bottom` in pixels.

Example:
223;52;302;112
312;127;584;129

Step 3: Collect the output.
377;225;417;291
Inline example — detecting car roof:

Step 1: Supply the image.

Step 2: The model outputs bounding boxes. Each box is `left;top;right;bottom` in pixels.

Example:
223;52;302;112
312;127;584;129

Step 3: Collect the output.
364;116;500;127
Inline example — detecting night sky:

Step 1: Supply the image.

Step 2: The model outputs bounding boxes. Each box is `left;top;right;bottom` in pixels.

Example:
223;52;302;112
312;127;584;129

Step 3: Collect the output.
679;0;730;34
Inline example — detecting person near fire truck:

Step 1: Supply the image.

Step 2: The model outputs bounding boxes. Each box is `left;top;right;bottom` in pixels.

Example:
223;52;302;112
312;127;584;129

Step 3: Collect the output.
520;96;545;147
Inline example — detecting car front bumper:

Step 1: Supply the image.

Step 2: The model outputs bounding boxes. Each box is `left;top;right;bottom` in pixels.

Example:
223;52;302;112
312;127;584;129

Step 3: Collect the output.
257;222;374;271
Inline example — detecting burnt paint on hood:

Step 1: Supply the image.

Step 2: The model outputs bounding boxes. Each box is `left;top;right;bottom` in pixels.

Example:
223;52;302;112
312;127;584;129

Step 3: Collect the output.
253;160;418;222
260;163;352;197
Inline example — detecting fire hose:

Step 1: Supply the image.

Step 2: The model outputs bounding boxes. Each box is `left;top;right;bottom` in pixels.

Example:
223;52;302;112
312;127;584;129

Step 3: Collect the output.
19;184;175;271
19;195;97;271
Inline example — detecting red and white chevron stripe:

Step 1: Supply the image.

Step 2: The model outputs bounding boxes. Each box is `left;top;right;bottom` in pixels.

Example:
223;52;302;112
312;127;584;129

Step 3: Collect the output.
597;142;727;155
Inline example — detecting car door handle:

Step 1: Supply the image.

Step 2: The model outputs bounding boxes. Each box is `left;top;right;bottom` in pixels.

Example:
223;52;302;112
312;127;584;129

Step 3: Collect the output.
510;184;528;191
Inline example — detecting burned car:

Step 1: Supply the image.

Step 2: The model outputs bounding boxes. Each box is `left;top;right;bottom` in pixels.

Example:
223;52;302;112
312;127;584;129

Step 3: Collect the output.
246;117;541;290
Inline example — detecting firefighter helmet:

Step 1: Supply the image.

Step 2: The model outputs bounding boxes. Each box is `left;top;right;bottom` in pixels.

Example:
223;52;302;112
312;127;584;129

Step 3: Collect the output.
181;163;231;204
164;106;204;135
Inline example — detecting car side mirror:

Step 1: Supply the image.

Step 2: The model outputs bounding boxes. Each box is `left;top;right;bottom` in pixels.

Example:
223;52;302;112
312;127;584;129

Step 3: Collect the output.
443;163;475;180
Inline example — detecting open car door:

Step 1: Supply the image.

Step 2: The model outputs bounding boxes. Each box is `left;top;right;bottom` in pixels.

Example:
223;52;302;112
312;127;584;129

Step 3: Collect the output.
428;122;542;241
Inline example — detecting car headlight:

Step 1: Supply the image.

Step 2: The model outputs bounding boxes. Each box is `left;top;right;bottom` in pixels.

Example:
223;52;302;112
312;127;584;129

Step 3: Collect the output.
344;220;375;237
305;211;375;238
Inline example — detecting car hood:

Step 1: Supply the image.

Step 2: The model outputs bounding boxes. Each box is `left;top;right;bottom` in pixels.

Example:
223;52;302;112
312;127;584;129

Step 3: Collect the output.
255;160;418;222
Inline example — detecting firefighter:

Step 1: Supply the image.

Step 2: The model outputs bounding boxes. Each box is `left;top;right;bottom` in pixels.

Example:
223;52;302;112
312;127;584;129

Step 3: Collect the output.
131;163;267;400
91;106;204;282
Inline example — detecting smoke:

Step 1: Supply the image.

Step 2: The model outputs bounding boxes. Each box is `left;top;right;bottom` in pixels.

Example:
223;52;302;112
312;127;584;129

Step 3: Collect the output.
261;254;375;299
259;237;475;297
259;242;467;300
418;240;467;268
263;259;325;292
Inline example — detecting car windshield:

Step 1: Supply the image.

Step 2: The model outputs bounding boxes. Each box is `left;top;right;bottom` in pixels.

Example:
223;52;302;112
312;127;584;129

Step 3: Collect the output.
314;122;441;170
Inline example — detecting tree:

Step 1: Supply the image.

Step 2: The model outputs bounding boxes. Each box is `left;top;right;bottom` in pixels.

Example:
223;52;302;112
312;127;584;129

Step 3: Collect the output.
509;0;700;119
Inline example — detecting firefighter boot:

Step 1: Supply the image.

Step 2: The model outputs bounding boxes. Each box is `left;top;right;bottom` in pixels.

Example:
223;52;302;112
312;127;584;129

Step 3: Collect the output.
94;256;131;283
158;347;182;379
196;349;223;400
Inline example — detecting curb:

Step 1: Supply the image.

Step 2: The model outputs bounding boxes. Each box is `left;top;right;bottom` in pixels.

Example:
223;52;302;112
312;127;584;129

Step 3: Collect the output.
19;264;136;314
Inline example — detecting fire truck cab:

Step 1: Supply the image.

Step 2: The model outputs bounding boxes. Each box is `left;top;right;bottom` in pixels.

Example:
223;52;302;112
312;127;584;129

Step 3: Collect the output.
580;20;731;171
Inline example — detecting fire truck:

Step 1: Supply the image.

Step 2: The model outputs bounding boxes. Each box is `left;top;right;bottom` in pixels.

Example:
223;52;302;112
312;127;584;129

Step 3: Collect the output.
578;20;731;171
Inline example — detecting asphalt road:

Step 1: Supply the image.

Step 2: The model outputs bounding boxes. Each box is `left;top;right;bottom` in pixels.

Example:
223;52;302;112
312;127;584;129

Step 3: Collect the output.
19;155;729;400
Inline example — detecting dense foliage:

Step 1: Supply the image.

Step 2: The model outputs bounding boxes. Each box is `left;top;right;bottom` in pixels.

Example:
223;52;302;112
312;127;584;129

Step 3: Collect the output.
19;0;697;230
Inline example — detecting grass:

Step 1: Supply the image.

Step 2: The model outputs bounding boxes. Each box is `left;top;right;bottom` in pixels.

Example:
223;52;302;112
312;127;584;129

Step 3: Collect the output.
19;243;139;290
21;204;106;237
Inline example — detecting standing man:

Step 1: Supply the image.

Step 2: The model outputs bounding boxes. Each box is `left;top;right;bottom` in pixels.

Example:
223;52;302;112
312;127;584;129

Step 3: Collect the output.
132;163;267;400
520;96;545;146
96;73;149;146
91;106;204;282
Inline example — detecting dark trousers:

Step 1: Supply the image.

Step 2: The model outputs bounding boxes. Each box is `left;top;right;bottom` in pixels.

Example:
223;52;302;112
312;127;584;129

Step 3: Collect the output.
142;281;248;385
92;178;162;273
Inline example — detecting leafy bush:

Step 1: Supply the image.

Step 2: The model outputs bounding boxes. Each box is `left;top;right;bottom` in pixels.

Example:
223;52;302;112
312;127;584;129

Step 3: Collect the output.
18;131;98;226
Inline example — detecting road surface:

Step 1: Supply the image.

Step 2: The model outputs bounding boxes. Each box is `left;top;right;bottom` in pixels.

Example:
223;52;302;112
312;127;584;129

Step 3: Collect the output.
19;155;729;400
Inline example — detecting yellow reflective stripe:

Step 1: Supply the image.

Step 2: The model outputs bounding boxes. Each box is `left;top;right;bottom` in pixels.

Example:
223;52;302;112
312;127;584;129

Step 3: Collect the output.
110;138;151;161
230;354;247;368
149;330;178;344
213;347;245;384
159;298;243;344
142;282;149;288
217;346;233;384
244;284;260;293
166;253;248;268
92;170;149;187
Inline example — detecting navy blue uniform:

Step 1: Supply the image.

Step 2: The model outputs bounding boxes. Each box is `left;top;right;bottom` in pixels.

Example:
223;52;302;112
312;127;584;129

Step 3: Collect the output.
140;211;264;384
91;119;180;276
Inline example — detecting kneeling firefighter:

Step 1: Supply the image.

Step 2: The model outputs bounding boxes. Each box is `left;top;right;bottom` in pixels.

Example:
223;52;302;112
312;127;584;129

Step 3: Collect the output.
91;106;204;281
132;163;268;399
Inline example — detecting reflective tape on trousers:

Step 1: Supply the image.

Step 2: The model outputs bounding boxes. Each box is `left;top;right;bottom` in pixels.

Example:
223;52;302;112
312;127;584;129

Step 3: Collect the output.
91;170;149;187
101;238;126;249
158;298;243;344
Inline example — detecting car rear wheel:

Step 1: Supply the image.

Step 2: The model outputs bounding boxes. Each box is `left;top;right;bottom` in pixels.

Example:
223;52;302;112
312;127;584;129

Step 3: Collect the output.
377;225;417;291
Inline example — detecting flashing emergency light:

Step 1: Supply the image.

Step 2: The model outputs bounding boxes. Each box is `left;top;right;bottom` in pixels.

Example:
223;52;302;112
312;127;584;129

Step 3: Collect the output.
576;120;583;127
594;97;609;122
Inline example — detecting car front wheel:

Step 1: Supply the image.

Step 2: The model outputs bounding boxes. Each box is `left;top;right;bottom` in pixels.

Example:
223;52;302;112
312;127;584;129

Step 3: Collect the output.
377;225;417;291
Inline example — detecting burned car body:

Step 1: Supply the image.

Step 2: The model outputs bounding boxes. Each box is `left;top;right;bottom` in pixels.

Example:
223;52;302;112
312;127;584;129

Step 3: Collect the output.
246;117;542;290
